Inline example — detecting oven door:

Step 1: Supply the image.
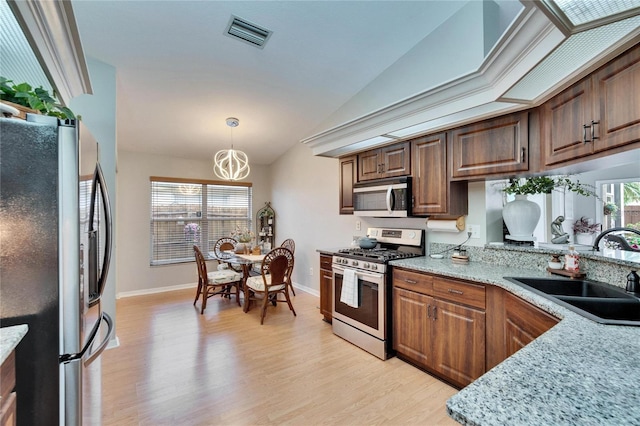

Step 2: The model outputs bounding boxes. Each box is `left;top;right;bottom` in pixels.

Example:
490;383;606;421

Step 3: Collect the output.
332;264;385;340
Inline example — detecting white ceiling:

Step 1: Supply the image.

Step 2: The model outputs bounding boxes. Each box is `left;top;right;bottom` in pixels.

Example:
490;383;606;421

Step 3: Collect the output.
71;0;472;166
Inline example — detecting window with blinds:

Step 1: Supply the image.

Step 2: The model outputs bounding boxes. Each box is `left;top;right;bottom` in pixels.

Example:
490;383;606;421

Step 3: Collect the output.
150;177;252;265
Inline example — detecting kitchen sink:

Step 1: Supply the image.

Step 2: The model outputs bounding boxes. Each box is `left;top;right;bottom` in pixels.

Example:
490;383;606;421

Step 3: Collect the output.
505;277;640;326
504;277;634;299
555;296;640;322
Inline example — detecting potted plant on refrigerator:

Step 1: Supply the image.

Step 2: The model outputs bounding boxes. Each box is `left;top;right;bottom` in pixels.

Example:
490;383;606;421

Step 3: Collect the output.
0;77;75;119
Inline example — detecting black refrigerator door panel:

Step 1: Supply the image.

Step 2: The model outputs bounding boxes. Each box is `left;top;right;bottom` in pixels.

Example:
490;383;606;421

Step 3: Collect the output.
0;117;61;425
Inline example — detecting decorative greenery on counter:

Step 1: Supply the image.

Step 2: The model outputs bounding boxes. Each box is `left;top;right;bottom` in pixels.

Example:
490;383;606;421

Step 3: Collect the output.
0;77;75;119
572;216;601;235
501;175;598;198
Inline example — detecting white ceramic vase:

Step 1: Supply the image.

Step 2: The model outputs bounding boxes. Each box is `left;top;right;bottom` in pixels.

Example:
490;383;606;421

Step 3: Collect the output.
502;194;541;237
575;232;594;246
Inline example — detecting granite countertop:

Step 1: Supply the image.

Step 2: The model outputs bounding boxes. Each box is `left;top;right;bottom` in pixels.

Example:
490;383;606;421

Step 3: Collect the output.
389;256;640;426
0;324;28;364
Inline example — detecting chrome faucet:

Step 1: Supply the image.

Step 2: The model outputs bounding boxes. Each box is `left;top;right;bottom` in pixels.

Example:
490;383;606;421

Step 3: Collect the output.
592;227;640;252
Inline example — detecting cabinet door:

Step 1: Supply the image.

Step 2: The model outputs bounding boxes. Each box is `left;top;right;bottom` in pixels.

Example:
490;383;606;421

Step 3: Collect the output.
358;150;382;181
411;133;447;215
319;255;333;322
503;292;559;359
380;141;410;178
431;298;486;387
542;78;595;165
393;287;433;367
593;44;640;153
450;112;529;178
339;155;357;214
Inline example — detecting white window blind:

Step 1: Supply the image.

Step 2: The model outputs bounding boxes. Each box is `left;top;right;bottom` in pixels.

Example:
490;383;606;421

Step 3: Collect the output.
150;178;252;265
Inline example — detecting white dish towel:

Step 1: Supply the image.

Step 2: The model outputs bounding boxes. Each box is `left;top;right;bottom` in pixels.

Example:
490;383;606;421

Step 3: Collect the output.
340;268;359;308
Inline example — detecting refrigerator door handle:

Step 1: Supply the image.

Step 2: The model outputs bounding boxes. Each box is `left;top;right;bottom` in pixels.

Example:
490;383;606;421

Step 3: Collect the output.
59;314;102;364
85;312;114;366
90;163;113;298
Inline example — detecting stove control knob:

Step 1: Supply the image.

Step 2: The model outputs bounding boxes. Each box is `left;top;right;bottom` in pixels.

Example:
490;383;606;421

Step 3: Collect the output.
351;260;358;267
363;262;370;269
370;264;377;270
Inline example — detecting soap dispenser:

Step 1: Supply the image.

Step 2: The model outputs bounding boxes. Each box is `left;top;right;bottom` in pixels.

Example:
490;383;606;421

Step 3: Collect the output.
626;270;639;294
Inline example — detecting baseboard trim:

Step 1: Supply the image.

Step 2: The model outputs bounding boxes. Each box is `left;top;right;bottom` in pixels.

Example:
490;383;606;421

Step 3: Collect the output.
117;282;197;299
117;281;319;298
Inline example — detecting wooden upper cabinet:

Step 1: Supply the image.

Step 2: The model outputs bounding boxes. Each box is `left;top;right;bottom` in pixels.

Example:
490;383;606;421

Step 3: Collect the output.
358;141;410;181
541;78;594;165
338;155;357;215
450;112;529;179
592;44;640;152
411;133;467;216
543;43;640;166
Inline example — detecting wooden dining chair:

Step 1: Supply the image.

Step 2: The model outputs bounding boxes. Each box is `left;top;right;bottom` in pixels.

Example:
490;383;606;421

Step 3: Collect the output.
213;237;242;271
280;238;296;295
193;245;243;314
244;247;296;324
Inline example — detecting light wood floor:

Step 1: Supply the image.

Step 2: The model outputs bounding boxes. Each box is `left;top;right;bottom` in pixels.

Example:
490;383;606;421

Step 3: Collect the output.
100;287;458;425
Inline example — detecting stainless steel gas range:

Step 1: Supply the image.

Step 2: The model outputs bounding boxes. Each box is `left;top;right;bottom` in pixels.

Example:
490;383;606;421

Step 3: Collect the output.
331;227;425;360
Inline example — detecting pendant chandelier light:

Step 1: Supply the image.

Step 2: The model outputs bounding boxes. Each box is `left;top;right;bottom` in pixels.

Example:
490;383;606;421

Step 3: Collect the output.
213;117;250;181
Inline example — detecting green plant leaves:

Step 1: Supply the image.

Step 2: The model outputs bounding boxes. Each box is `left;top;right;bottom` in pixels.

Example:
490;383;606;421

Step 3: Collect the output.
0;77;75;119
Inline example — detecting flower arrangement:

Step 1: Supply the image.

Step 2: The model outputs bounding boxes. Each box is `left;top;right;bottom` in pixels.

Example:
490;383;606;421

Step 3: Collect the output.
230;225;254;243
184;222;200;242
572;216;601;235
501;176;598;197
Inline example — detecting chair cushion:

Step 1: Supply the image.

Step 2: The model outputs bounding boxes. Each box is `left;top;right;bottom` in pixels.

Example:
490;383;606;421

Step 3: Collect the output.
207;269;243;284
246;275;286;292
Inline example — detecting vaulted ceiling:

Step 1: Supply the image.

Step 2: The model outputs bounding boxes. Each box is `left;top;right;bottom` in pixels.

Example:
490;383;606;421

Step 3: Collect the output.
5;1;640;166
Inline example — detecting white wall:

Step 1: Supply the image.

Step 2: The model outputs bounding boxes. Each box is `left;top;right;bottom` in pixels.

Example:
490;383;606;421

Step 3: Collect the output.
116;150;270;295
69;57;117;329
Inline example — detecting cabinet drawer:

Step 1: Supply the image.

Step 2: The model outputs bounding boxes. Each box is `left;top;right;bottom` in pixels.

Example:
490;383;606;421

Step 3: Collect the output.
393;268;433;295
433;277;485;309
320;254;332;270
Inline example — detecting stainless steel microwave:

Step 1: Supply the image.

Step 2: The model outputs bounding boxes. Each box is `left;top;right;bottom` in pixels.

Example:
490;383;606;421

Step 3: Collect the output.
353;176;411;217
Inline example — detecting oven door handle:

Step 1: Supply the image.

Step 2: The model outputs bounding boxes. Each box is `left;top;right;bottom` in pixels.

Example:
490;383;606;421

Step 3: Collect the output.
333;267;383;282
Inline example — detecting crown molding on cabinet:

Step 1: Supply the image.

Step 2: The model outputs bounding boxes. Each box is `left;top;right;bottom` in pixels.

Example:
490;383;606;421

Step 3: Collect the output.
7;0;91;105
301;5;638;159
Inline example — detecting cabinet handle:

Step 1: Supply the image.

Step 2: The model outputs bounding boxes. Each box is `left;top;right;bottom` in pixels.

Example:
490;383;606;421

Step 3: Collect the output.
583;124;592;143
447;288;464;295
405;279;418;284
520;147;526;163
591;120;599;141
433;305;437;320
427;304;431;318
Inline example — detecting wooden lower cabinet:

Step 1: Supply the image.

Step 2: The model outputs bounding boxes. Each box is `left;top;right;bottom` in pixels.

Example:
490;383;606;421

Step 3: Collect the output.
0;351;17;426
319;254;333;322
393;268;561;388
486;285;560;370
393;269;486;388
393;287;433;366
430;298;485;387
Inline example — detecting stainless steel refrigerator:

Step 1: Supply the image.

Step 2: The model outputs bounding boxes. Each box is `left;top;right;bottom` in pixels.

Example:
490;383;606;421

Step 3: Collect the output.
0;114;113;425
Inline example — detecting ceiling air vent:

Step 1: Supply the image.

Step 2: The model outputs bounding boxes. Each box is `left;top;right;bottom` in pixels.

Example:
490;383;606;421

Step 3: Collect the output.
225;15;272;49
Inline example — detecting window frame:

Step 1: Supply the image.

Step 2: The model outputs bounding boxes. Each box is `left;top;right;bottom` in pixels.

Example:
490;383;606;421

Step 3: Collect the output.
149;176;252;266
